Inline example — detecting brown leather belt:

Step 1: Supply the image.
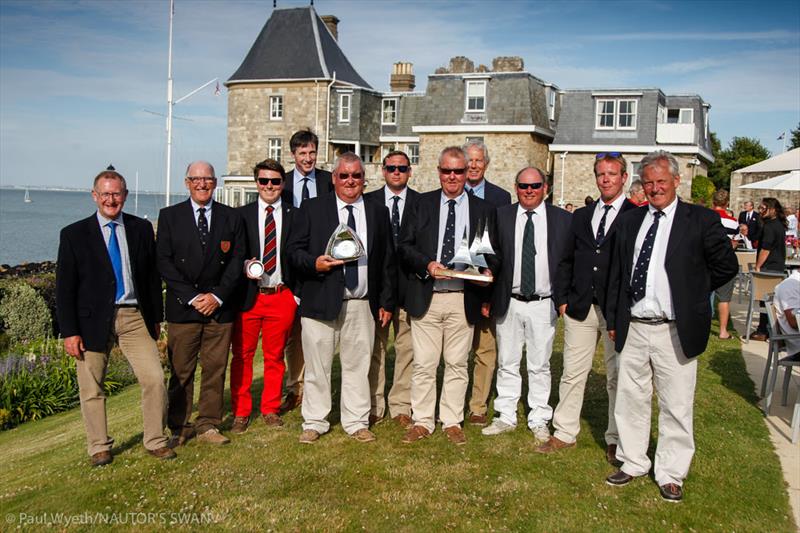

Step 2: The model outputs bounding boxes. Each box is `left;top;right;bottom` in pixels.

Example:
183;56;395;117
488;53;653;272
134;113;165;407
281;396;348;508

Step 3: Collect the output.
259;284;286;295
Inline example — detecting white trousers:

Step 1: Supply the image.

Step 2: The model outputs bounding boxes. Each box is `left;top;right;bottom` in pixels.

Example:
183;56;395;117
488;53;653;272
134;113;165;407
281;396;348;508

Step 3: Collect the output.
553;305;619;445
494;298;557;428
300;300;374;435
615;321;697;486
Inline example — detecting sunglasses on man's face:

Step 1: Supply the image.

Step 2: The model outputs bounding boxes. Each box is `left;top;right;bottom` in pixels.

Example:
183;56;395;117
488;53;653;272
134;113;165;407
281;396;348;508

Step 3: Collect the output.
596;152;622;159
257;177;283;186
517;182;544;190
384;165;409;173
338;172;364;180
439;167;466;175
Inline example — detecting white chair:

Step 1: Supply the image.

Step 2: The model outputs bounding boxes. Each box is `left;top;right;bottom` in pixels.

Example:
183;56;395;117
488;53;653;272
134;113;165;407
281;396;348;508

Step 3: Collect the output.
761;295;800;423
743;271;785;344
734;250;756;303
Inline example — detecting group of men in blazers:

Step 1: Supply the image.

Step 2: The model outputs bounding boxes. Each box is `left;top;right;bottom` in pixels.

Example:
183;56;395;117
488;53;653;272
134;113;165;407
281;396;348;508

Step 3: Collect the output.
57;129;737;501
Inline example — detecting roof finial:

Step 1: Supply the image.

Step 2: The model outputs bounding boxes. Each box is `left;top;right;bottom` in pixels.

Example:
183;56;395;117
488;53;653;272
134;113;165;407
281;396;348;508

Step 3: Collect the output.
273;0;276;7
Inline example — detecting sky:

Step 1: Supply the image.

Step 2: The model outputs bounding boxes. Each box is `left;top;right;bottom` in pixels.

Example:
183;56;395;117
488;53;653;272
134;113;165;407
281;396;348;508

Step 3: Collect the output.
1;0;798;192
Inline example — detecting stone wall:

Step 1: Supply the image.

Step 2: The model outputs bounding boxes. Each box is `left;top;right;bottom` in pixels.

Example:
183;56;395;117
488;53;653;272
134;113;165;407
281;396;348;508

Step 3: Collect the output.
731;171;800;214
227;82;332;176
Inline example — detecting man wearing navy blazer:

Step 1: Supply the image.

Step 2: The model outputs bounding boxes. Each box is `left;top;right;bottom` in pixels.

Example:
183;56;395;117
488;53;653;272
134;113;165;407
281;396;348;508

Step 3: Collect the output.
364;150;420;428
604;150;737;502
285;152;396;444
461;140;512;426
537;153;637;464
279;129;334;413
480;167;571;444
56;169;174;466
229;159;298;434
738;200;761;245
397;146;497;445
157;161;245;446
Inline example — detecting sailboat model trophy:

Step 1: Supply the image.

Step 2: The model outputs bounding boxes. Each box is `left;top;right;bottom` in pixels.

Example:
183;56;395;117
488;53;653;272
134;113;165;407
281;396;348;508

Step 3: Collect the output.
435;218;495;283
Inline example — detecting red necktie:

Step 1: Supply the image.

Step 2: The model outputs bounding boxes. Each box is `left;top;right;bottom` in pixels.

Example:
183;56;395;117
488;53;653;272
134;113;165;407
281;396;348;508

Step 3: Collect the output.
263;206;277;274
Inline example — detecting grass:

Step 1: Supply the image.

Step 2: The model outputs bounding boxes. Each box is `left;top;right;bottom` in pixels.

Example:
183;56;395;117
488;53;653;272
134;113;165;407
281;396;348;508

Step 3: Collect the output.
0;321;795;531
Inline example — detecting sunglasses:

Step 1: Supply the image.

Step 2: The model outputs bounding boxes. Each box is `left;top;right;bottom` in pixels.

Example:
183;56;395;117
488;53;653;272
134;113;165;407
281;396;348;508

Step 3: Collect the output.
439;168;466;175
384;165;409;173
257;177;283;186
338;172;364;180
596;152;622;159
517;182;544;190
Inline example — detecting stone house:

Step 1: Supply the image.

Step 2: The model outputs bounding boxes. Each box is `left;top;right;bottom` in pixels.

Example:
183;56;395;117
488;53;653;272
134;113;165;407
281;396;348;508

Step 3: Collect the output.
730;148;800;213
219;6;713;207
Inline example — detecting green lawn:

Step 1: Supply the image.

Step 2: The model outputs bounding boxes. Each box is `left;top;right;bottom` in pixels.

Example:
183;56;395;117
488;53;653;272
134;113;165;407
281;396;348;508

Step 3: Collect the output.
0;323;795;531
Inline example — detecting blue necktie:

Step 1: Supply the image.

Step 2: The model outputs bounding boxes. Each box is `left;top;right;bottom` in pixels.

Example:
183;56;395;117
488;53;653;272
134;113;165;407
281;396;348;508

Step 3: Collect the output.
630;211;664;303
107;222;124;302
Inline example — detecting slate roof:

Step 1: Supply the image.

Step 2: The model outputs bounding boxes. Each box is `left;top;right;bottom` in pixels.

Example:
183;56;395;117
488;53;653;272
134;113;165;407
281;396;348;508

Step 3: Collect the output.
226;7;371;89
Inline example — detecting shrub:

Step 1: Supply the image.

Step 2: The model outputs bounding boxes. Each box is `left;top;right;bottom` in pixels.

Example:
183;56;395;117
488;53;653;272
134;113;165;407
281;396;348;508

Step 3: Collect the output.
0;340;137;430
0;282;52;344
691;174;715;206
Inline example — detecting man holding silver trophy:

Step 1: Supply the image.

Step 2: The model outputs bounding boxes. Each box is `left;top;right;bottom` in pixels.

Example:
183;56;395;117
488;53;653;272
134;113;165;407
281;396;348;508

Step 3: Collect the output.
285;152;396;444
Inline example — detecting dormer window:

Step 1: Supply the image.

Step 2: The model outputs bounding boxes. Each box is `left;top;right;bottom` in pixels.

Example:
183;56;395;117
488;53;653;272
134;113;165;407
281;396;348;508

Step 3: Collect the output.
465;80;486;112
595;98;637;130
382;98;397;125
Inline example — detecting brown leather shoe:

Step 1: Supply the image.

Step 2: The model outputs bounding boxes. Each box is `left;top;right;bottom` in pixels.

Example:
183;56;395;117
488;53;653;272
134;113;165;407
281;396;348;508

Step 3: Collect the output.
749;332;768;342
197;428;230;445
606;444;623;467
167;427;195;449
444;425;466;446
262;413;284;427
535;435;576;454
90;450;113;467
231;416;250;434
393;414;413;429
299;429;320;444
280;391;302;413
468;413;488;426
350;428;377;443
147;446;177;460
401;424;431;443
368;414;384;427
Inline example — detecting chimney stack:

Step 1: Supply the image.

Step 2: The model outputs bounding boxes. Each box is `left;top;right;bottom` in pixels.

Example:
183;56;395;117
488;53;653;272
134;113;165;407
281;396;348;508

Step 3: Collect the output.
321;15;339;41
390;62;416;92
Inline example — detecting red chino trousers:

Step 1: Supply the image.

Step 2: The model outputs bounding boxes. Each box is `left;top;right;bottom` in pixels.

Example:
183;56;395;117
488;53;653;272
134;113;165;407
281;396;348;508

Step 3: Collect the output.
230;287;297;417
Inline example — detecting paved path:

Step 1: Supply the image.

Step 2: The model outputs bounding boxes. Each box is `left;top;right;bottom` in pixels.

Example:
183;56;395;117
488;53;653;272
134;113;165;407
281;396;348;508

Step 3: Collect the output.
728;298;799;527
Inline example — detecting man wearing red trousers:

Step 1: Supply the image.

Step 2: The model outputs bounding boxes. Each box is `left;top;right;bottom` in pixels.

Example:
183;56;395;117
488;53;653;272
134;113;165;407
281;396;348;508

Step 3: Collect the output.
230;159;298;432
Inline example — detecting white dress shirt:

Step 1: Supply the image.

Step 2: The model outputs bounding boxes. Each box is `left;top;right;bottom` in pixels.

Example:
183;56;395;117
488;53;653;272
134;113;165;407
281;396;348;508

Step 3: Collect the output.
434;191;469;292
630;197;678;320
336;195;369;299
292;168;318;208
97;212;137;305
383;185;408;221
257;197;284;288
512;203;551;296
590;193;627;238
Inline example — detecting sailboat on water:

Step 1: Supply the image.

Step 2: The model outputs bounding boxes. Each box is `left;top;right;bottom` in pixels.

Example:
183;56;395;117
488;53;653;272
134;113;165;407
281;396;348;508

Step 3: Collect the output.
23;189;32;203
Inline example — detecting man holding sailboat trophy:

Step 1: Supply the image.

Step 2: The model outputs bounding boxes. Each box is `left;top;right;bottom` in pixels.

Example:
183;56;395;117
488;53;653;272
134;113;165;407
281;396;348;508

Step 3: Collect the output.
397;146;497;446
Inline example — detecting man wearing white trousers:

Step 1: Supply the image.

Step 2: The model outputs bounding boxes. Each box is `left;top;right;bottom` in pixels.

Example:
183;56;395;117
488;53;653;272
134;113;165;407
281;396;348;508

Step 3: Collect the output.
605;150;737;502
481;167;571;442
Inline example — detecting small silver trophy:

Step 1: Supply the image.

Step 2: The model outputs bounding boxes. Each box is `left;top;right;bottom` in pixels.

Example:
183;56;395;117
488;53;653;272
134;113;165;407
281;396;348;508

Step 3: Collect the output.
246;260;265;278
436;219;495;282
325;223;366;262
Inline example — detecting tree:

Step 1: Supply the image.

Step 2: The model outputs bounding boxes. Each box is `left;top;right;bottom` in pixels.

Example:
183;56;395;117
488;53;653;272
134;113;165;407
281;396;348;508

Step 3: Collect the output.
707;135;770;189
790;123;800;150
707;132;724;187
691;175;715;206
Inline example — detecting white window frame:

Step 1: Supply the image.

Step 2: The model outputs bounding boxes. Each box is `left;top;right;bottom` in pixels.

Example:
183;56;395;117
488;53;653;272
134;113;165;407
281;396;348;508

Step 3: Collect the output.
547;89;556;121
406;143;419;165
465;80;486;113
657;104;667;124
382;98;397;125
617;99;637;130
679;108;694;124
339;93;351;123
268;138;282;162
269;95;283;121
704;110;709;141
595;99;616;129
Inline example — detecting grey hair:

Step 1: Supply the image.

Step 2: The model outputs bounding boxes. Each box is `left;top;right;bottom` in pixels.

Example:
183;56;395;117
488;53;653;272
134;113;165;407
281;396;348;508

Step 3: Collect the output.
333;152;365;175
628;179;644;193
462;139;490;165
438;146;467;167
514;166;547;184
639;150;680;178
185;160;216;178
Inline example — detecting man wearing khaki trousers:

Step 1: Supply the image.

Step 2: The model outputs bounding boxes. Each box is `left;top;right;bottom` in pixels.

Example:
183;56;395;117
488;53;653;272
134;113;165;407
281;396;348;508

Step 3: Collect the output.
56;169;174;466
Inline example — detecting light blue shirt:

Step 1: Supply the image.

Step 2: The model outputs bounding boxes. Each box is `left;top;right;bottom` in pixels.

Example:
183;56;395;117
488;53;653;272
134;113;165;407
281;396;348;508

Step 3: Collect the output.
96;212;137;305
292;168;318;208
190;198;213;229
465;179;486;200
434;191;469;292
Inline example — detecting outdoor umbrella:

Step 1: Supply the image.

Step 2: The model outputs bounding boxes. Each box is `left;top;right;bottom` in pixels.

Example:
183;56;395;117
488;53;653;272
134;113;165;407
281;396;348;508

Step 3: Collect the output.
739;170;800;191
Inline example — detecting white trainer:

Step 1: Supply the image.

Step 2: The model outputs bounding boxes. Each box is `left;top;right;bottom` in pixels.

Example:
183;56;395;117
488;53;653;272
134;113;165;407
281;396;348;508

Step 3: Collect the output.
481;419;515;436
530;424;551;444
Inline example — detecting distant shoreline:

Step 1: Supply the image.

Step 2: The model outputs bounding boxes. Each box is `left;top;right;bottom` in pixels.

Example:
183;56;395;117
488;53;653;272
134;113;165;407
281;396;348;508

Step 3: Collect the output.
0;186;169;194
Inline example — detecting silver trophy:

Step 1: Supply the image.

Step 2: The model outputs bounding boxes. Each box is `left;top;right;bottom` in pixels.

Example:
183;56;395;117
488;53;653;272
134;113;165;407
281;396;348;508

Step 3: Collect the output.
438;219;495;282
325;223;366;262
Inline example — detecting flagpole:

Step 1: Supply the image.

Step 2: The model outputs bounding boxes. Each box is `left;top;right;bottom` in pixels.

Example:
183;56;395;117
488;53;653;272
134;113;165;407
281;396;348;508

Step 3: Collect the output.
165;0;174;208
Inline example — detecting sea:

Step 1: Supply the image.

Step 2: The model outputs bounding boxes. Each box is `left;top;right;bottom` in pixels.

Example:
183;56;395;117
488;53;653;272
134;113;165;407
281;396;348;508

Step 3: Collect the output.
0;188;187;266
